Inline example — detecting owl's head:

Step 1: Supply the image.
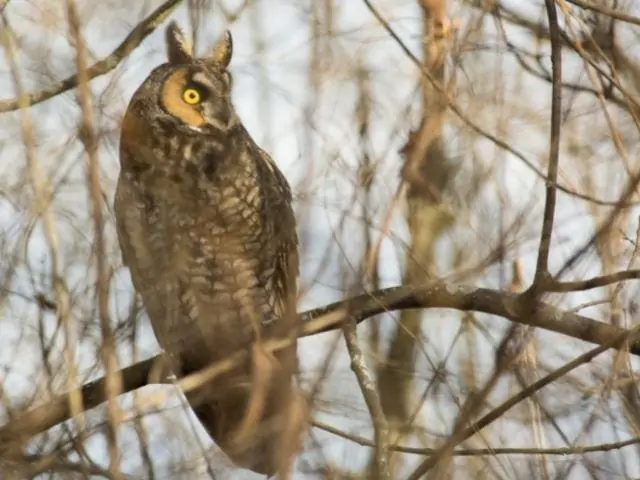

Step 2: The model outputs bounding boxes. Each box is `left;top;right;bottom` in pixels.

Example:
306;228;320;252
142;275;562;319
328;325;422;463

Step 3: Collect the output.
125;21;237;137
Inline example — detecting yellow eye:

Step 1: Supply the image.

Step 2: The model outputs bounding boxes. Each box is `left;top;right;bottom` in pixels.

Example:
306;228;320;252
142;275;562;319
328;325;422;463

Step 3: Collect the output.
182;88;201;105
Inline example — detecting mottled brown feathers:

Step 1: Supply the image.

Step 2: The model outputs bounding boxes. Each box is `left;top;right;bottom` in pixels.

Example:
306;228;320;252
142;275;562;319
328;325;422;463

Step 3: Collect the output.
119;109;146;152
160;69;206;128
115;20;301;477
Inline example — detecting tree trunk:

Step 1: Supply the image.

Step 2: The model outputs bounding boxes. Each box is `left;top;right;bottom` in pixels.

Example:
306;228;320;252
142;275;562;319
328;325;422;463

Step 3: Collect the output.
376;0;455;469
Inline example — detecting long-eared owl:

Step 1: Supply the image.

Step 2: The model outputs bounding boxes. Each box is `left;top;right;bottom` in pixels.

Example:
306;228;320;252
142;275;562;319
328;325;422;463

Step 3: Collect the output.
114;21;300;475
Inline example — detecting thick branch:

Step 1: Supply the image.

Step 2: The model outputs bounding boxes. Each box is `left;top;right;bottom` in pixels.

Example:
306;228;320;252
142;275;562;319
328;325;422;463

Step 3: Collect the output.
2;281;640;451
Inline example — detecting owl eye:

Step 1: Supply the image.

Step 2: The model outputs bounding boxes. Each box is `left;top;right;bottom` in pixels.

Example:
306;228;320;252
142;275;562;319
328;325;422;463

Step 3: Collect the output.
182;88;201;105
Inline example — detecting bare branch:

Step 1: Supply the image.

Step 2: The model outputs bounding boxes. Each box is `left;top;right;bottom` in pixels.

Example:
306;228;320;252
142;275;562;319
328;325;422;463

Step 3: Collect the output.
312;420;640;456
3;282;640;454
0;7;85;450
555;168;640;281
343;318;391;479
362;0;637;208
407;340;625;478
566;0;640;27
545;269;640;292
66;1;123;476
0;0;184;113
531;0;563;289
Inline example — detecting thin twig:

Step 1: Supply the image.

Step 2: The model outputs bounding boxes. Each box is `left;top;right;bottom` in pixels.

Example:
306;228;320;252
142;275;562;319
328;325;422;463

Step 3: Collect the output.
0;0;184;113
565;0;640;27
0;11;85;450
554;166;640;282
361;0;633;208
66;1;123;477
426;361;507;478
406;335;632;479
311;420;640;456
545;269;640;292
343;319;391;479
531;0;562;289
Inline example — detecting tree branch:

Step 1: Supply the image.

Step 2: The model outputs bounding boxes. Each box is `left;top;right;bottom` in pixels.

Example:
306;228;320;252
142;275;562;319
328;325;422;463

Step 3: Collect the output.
407;340;621;478
343;316;391;479
2;281;640;453
66;1;123;475
362;0;636;208
312;420;640;456
531;0;562;289
566;0;640;27
545;269;640;292
0;0;184;113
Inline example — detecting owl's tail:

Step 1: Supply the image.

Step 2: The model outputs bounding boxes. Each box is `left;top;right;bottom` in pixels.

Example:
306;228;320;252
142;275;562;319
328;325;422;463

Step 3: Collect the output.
187;344;304;476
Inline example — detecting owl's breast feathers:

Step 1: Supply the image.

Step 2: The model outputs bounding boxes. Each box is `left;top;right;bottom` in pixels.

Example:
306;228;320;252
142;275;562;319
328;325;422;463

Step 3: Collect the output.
116;116;298;374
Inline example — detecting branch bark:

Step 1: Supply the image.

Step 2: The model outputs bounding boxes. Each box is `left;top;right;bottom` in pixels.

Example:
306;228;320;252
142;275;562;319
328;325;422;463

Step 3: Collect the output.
530;0;562;290
343;317;391;479
2;281;640;456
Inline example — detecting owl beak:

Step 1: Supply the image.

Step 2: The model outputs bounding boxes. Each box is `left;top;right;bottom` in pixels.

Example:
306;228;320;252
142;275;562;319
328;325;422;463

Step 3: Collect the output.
202;106;233;132
187;124;205;133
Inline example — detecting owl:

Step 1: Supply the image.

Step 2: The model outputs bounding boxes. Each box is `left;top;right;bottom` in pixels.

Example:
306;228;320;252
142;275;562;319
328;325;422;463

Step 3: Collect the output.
114;22;300;475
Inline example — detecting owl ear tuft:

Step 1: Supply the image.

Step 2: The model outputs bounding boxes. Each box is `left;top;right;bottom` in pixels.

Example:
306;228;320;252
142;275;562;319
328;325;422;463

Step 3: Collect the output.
210;31;232;68
165;21;193;64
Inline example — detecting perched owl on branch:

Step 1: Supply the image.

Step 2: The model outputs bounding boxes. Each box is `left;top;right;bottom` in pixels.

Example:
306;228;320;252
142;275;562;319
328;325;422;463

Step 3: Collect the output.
114;21;300;475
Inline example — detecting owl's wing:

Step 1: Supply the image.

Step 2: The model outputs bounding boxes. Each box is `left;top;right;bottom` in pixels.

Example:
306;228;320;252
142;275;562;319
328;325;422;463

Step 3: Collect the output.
114;174;154;284
276;223;299;321
114;178;133;269
257;148;300;328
